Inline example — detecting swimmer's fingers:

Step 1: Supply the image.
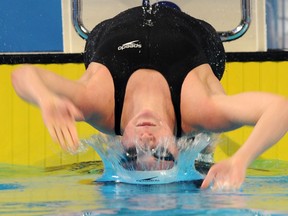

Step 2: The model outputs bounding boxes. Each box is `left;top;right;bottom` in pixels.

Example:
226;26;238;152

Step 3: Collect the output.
201;159;246;191
59;99;83;152
47;123;79;154
210;175;241;192
201;168;216;189
43;107;79;153
54;125;66;150
41;96;83;153
63;101;82;153
54;113;79;153
46;123;60;146
61;121;79;153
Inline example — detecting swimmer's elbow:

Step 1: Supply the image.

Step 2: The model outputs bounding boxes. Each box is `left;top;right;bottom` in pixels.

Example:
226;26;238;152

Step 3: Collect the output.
11;65;37;97
11;66;25;94
12;64;33;83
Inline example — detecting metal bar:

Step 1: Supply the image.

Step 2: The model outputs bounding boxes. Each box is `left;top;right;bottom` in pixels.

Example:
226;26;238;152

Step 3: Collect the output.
72;0;251;42
218;0;251;42
72;0;89;40
282;0;286;48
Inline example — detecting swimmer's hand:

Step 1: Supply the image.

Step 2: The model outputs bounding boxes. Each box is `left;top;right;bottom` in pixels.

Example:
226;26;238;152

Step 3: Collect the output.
40;95;84;154
200;156;246;191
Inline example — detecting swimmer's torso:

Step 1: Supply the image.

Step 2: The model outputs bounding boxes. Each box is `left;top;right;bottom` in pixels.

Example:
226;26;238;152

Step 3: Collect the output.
81;6;226;136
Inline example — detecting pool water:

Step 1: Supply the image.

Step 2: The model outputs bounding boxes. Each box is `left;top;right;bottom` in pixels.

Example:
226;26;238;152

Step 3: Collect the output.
0;160;288;216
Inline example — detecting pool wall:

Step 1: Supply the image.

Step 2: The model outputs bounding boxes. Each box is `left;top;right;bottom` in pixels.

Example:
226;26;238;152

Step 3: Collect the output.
0;0;266;53
1;53;288;167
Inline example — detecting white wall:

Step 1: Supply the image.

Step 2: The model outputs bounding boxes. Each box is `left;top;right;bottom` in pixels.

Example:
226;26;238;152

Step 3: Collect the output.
62;0;266;53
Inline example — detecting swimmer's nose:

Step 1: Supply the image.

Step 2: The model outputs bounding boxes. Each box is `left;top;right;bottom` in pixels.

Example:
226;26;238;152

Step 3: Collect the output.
139;133;155;146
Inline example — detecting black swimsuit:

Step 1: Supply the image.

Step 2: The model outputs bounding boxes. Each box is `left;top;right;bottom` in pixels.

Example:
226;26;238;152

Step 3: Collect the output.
84;6;225;137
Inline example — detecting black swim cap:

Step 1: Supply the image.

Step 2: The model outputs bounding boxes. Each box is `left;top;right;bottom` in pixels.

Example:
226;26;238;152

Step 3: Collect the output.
153;1;181;11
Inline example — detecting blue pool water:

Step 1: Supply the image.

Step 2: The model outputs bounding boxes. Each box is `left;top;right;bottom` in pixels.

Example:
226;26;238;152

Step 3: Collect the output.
0;160;288;216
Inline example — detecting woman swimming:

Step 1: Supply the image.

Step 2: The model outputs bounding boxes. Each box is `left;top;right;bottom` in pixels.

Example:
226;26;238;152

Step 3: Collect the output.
11;5;288;190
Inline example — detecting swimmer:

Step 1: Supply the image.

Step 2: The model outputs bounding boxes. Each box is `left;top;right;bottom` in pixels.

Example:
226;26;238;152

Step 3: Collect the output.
11;5;288;190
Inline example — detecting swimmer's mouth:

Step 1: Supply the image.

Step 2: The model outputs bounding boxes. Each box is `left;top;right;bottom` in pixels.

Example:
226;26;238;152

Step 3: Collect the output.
136;122;156;127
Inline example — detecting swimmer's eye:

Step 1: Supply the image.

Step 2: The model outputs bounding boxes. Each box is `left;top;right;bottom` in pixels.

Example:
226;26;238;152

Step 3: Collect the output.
152;147;175;162
123;147;137;162
122;147;174;163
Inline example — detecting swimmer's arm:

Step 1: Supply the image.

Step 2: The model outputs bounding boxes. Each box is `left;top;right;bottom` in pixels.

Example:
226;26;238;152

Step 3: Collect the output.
201;92;288;190
11;64;85;153
11;64;83;106
215;92;288;165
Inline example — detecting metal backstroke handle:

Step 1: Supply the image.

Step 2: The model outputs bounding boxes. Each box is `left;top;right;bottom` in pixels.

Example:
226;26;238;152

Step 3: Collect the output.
72;0;251;42
72;0;89;40
219;0;251;42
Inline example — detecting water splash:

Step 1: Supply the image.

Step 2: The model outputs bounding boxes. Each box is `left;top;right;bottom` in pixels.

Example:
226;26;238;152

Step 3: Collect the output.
142;0;163;27
142;0;150;8
141;1;181;27
81;133;218;184
142;0;154;27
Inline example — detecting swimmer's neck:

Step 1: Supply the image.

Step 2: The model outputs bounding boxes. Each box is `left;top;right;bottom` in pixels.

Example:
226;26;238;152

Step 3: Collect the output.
121;69;175;130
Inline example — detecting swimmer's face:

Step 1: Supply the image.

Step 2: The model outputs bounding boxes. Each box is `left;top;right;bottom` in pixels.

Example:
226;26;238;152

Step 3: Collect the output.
121;111;178;170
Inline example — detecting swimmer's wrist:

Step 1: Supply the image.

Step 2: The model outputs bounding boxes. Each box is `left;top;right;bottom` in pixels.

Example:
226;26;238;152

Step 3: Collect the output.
37;91;56;110
231;151;251;169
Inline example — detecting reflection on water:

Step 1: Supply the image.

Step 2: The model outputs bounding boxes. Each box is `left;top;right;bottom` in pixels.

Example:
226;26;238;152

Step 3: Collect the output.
0;161;288;215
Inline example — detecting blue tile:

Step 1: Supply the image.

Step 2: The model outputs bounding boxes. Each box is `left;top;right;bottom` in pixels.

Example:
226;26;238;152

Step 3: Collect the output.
0;0;63;52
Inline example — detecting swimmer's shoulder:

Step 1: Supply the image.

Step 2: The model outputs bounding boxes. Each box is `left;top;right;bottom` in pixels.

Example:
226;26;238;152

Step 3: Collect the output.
76;63;115;129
